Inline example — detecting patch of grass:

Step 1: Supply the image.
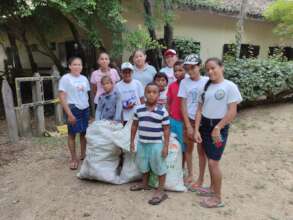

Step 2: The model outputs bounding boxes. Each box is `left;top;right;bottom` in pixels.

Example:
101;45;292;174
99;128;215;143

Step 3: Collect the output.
32;136;66;147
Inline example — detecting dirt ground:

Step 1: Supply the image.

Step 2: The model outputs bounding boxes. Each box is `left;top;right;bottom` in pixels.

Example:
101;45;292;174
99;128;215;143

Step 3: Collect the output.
0;103;293;220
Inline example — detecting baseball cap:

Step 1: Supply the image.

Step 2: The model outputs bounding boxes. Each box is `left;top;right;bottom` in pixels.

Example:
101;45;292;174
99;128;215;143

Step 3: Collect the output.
184;54;201;65
121;62;134;71
164;49;177;57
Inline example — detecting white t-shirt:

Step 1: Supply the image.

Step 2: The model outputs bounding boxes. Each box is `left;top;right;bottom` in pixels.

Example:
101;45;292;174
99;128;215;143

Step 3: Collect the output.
58;73;90;110
116;79;144;121
199;79;242;119
178;76;209;120
160;66;175;85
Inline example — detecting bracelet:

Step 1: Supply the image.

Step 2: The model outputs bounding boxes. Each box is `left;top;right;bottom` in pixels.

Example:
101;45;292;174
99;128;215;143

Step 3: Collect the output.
214;125;220;130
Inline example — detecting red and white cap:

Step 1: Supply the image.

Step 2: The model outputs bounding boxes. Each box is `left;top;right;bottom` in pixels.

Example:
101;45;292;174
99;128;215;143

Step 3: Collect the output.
164;49;177;57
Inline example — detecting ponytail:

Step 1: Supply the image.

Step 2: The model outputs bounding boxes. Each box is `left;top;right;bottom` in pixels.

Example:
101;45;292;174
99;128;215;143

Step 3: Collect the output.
201;79;212;104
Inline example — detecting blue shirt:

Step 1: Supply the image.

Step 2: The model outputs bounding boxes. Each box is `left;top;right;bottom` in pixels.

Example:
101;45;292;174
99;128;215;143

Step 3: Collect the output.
95;90;122;121
133;104;170;143
133;64;157;88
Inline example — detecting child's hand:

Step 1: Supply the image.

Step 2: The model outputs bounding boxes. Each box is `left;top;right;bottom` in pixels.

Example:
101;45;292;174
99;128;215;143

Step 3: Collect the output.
126;103;135;109
130;142;135;152
194;131;202;143
187;126;194;140
68;114;76;125
211;127;221;142
162;146;168;158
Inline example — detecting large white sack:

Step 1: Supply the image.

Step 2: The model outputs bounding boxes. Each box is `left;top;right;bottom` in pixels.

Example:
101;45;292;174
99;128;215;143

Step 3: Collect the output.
149;134;187;192
119;152;141;184
78;121;123;184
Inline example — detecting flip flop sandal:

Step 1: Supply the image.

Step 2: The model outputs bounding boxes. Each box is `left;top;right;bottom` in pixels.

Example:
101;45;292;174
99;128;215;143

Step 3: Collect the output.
188;183;202;192
196;187;215;197
69;160;78;170
200;198;225;208
148;193;168;205
130;184;152;191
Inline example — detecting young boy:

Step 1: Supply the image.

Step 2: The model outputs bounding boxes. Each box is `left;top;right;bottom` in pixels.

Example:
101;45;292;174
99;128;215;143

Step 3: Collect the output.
154;72;168;108
160;49;178;85
116;62;144;124
130;83;170;205
167;60;186;163
178;54;209;190
95;75;122;121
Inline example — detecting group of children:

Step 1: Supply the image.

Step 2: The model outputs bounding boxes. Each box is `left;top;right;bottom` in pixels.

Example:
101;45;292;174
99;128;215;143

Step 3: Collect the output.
58;49;242;208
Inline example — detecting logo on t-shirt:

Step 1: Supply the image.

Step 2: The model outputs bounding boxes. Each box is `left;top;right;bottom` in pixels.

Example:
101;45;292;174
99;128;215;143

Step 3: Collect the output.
215;89;225;100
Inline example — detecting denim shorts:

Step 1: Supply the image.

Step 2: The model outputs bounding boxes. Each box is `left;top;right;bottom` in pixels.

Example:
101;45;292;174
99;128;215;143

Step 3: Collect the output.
136;141;167;176
199;116;229;161
67;105;89;135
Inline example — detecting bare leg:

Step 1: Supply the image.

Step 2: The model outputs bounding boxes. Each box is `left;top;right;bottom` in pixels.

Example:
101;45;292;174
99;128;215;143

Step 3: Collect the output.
184;140;194;184
208;159;222;200
68;134;78;169
194;143;207;186
80;133;86;160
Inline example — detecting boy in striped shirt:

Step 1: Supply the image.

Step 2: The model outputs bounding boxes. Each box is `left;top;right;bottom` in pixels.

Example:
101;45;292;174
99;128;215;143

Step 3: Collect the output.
130;83;170;205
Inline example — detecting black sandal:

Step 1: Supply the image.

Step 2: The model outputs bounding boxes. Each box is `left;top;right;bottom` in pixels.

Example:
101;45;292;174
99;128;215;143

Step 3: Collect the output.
148;193;168;205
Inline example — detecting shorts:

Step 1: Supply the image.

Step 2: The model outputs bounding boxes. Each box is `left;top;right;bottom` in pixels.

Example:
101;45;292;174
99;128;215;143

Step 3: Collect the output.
200;116;229;161
170;117;186;152
67;105;89;135
136;141;167;176
184;118;195;147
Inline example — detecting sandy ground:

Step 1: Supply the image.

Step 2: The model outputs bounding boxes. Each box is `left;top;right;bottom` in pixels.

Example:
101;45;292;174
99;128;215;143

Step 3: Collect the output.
0;103;293;220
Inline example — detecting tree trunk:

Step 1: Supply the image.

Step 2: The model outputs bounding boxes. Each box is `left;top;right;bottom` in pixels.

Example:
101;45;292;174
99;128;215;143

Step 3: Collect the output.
6;30;23;75
163;0;173;48
64;16;87;68
235;0;248;59
143;0;162;69
21;31;38;73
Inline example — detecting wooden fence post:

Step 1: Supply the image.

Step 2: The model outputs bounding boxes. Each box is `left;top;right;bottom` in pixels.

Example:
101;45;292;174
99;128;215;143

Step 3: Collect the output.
32;73;45;136
52;68;63;125
15;106;32;137
2;78;19;143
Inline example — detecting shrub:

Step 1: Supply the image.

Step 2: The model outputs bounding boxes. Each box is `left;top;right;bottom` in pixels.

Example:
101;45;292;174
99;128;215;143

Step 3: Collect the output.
224;58;293;106
173;38;200;59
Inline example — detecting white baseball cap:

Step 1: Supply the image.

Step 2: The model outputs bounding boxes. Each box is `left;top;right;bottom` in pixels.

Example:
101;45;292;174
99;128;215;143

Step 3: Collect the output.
184;54;201;65
121;62;134;71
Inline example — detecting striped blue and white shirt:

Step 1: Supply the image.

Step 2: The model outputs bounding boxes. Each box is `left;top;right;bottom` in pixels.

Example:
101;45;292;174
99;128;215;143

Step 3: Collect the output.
133;104;170;143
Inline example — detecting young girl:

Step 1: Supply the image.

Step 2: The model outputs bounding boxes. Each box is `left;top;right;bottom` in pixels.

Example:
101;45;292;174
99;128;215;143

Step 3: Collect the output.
194;57;242;208
132;49;157;88
90;52;120;106
160;49;178;84
58;57;90;170
178;54;209;190
154;72;168;108
116;62;145;124
95;75;122;121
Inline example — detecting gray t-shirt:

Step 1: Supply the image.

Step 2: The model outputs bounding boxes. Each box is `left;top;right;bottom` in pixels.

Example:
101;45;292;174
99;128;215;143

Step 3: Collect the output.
178;76;209;120
133;64;157;88
199;79;242;119
58;73;90;110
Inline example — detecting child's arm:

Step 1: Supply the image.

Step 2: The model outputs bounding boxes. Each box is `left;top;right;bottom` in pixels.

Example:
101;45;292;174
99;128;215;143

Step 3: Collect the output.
162;124;170;158
181;98;193;138
212;102;237;141
130;120;138;152
114;97;122;122
194;103;203;143
95;97;103;120
59;91;76;125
